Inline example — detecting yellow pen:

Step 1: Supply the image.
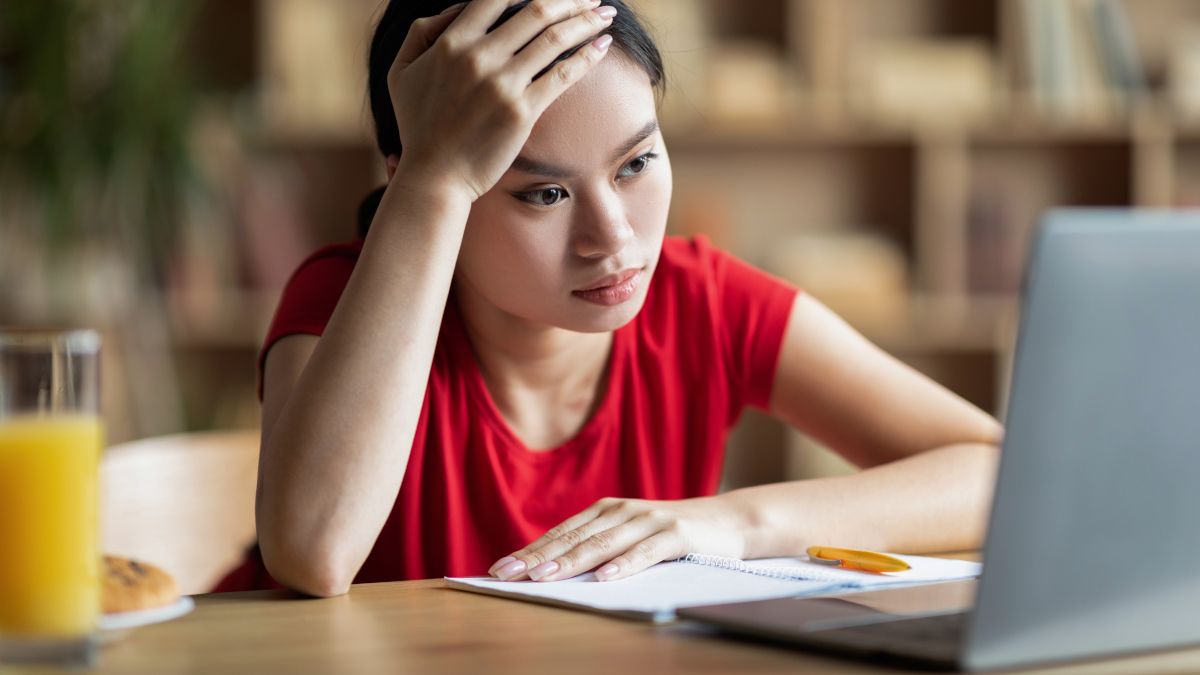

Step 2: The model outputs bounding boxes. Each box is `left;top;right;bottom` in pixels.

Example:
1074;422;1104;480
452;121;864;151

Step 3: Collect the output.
806;546;911;574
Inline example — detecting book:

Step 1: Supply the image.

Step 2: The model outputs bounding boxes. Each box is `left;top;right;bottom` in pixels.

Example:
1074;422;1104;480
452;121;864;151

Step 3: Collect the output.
1021;0;1070;117
446;553;981;623
853;39;995;128
1020;0;1145;121
1169;29;1200;123
1086;0;1147;109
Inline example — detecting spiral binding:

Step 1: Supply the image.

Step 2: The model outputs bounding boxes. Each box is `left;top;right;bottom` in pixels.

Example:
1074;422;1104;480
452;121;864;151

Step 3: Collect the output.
678;553;869;586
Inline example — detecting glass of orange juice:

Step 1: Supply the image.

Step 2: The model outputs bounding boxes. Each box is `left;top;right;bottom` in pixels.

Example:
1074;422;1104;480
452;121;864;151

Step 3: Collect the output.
0;328;103;666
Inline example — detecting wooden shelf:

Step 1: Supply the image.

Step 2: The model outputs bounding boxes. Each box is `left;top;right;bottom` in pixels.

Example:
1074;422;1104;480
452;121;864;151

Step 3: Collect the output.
664;123;914;149
162;0;1200;441
652;2;1200;429
857;293;1018;353
664;116;1183;148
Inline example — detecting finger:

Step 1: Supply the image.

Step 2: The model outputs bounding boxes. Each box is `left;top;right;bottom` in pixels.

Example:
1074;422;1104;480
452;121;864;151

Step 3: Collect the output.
393;4;469;68
594;531;682;582
507;2;613;84
449;0;523;38
490;501;633;580
512;507;640;580
525;32;612;112
485;0;600;57
487;499;611;576
531;513;668;582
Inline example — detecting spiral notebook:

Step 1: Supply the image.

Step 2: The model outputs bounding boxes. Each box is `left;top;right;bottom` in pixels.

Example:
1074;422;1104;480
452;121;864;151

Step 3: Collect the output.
445;553;981;623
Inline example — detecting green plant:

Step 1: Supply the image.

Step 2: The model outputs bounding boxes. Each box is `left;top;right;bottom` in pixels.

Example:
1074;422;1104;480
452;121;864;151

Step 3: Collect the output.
0;0;197;283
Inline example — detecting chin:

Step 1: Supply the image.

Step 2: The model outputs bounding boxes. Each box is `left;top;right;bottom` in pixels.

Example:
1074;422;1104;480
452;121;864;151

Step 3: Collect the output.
558;293;649;333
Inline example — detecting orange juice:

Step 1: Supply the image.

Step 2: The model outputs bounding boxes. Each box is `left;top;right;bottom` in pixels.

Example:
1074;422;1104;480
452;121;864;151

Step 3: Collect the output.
0;416;103;636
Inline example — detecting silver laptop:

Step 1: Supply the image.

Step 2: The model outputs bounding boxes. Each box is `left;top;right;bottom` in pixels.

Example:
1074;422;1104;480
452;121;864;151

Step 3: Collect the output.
679;209;1200;671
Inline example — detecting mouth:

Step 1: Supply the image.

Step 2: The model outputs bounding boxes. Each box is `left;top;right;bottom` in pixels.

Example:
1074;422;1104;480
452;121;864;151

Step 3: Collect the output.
571;267;645;306
575;268;642;292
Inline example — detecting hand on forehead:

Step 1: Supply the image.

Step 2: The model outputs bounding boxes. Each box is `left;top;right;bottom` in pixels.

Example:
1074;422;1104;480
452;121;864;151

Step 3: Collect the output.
516;54;659;179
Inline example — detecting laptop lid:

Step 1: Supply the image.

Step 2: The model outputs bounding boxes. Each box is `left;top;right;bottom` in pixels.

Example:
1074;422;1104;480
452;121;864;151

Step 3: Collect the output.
963;209;1200;671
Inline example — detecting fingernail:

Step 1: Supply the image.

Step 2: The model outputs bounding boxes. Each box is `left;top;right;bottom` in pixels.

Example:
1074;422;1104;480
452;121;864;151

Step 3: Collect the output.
489;556;516;576
595;563;619;581
528;561;559;581
496;559;526;580
591;34;613;52
594;5;617;20
439;2;467;14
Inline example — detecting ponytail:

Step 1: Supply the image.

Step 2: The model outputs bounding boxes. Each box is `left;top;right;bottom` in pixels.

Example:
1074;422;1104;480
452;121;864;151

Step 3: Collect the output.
356;185;387;239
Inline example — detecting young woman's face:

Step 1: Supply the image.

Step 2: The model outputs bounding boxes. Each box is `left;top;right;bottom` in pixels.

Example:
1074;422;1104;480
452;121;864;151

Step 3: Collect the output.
455;52;672;334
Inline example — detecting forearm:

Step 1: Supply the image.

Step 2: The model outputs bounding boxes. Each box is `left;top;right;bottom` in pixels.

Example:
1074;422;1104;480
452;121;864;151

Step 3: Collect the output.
257;173;472;595
727;442;1001;559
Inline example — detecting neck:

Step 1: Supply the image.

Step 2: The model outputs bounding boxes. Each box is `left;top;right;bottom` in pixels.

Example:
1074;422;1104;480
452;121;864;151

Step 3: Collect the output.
453;284;613;414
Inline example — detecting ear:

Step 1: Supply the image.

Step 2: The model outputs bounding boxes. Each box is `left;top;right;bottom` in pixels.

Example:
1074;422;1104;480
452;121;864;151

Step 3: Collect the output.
386;154;401;181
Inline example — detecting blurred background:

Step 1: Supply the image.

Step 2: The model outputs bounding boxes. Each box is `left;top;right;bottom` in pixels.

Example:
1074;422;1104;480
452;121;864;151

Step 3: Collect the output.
3;0;1200;486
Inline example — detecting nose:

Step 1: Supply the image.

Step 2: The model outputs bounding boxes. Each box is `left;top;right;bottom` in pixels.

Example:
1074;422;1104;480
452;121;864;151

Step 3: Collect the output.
571;188;635;260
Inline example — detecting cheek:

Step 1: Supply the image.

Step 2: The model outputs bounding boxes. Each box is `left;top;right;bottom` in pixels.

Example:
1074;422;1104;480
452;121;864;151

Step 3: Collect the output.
459;199;569;291
630;163;673;238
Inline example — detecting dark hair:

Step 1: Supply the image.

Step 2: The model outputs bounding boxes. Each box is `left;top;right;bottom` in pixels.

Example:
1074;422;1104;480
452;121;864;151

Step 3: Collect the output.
357;0;666;237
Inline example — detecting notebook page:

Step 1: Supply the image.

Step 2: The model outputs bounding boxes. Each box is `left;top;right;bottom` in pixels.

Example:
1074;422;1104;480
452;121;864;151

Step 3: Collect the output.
446;560;851;622
446;553;980;622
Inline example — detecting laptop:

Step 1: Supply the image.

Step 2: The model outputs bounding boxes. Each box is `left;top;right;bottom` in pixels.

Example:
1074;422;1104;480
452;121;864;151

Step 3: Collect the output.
679;209;1200;671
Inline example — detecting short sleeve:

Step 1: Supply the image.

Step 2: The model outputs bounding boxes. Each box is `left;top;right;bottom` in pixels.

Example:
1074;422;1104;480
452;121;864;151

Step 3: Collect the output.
707;240;800;412
256;242;363;400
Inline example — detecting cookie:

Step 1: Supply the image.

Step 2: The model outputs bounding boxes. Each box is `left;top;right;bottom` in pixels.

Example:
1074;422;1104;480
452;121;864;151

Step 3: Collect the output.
101;555;180;614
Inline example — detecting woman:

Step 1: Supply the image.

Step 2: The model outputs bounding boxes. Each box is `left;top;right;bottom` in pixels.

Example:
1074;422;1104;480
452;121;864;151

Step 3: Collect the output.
214;0;1001;596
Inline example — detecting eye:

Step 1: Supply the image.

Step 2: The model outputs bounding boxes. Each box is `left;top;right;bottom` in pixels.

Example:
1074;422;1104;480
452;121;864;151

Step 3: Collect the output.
517;186;568;207
618;151;659;179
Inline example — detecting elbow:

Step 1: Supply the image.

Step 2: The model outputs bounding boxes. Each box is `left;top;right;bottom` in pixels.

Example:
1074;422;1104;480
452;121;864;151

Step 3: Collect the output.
258;529;356;598
982;416;1005;448
256;484;358;597
289;564;353;599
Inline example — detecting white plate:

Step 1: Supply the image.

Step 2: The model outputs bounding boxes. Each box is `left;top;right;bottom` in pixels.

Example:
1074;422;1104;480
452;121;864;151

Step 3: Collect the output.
99;596;194;632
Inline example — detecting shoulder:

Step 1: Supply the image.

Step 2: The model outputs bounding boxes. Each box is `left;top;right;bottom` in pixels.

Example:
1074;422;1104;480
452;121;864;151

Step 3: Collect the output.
636;234;730;343
646;237;800;414
307;238;365;261
257;238;367;399
288;239;365;282
648;233;786;304
646;234;724;301
275;239;365;304
653;233;762;287
265;238;366;349
655;233;720;276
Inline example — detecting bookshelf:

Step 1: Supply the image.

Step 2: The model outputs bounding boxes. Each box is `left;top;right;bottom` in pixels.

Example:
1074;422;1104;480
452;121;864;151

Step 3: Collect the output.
164;0;1199;480
642;0;1200;483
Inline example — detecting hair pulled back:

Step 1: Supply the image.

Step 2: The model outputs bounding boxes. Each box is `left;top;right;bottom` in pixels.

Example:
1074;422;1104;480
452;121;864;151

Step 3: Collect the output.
356;0;665;237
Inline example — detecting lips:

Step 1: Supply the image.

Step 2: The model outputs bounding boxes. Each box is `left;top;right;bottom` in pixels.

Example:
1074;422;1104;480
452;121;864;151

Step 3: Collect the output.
576;268;641;292
571;267;645;307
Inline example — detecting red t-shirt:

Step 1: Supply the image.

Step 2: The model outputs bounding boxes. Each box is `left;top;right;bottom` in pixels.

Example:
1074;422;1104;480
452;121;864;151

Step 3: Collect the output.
212;234;798;592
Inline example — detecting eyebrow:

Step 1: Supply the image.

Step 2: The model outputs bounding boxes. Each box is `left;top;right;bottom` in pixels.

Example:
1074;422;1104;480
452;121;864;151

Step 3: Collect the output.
509;119;659;180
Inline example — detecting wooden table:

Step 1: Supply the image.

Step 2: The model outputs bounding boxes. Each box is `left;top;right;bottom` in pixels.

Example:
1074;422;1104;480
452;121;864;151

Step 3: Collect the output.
86;579;1200;674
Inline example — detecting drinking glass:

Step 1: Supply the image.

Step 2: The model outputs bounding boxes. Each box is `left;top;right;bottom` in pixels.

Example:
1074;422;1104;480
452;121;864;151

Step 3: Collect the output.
0;328;103;666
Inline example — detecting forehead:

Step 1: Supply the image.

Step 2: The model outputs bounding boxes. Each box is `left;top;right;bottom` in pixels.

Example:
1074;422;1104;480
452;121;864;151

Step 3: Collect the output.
522;52;657;161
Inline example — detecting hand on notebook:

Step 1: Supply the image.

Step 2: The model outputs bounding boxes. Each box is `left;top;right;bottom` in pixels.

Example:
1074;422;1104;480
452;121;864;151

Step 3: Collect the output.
487;496;748;582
